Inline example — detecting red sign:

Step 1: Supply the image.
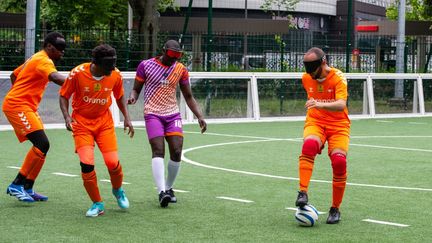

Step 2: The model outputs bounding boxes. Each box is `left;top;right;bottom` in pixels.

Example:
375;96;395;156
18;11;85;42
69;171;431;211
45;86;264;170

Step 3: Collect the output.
353;49;360;55
356;25;379;32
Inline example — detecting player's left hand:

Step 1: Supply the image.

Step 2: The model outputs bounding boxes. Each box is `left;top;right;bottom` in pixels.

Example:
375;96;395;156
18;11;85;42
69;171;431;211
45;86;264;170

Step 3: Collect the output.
198;118;207;134
305;98;322;109
124;119;135;138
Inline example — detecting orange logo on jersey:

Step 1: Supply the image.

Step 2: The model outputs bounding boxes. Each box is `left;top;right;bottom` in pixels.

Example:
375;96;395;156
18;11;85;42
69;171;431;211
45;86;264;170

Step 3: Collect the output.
318;84;324;93
94;83;102;92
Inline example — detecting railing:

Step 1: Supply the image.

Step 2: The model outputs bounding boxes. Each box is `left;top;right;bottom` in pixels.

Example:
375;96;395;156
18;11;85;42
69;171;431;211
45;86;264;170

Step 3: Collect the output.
1;71;432;131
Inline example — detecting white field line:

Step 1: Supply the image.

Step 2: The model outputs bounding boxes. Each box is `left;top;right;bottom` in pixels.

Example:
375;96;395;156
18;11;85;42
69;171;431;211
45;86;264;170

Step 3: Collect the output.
7;166;20;169
351;135;432;138
216;196;254;203
408;122;427;125
182;134;432;192
285;207;327;215
100;179;131;185
362;219;409;227
153;187;189;193
52;172;78;177
376;120;394;123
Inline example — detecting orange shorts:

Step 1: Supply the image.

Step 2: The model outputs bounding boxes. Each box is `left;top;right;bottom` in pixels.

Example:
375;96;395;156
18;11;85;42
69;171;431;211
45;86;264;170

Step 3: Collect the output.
303;121;350;155
72;112;117;153
3;110;44;142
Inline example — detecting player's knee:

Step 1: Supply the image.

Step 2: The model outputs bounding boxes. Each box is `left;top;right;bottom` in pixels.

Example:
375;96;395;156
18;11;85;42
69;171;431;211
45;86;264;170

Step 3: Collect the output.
29;132;50;154
302;139;320;157
331;152;347;175
77;146;94;165
102;151;119;170
80;162;94;173
35;140;50;155
170;149;182;161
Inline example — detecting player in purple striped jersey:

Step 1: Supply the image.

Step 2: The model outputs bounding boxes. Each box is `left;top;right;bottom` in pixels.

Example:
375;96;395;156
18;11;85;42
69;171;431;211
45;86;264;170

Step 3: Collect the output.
128;40;207;207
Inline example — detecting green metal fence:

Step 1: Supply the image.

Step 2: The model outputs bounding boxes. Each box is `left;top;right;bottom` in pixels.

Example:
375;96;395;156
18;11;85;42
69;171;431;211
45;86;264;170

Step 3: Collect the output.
1;28;431;73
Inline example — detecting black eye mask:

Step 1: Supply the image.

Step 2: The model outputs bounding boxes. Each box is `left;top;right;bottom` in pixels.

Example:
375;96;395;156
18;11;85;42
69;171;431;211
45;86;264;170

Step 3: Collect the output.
95;56;117;71
51;38;66;52
303;58;322;74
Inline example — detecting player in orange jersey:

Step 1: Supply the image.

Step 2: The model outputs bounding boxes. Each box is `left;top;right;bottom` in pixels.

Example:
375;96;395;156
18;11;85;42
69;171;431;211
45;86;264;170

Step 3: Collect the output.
3;32;66;203
59;44;134;217
294;47;350;224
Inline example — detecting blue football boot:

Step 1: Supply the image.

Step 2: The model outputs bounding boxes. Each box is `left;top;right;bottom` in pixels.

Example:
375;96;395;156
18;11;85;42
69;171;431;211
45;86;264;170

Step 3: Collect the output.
112;187;129;209
6;183;34;202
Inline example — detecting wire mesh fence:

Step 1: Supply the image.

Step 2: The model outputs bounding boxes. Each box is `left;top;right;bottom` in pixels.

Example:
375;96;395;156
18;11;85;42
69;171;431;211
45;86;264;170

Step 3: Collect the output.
1;27;432;73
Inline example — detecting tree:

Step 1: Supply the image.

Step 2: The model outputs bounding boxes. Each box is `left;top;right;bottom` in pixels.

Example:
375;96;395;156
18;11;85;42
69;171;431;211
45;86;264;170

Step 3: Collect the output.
0;0;26;13
128;0;177;59
386;0;432;21
42;0;127;30
260;0;299;18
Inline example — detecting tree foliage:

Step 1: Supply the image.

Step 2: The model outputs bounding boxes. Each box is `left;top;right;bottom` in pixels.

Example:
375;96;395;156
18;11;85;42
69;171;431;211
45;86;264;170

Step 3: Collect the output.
41;0;127;30
386;0;432;21
260;0;299;17
0;0;26;13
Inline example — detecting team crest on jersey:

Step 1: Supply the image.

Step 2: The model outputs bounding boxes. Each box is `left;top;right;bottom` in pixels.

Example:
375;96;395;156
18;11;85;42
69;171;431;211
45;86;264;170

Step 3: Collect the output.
94;83;102;91
317;84;324;93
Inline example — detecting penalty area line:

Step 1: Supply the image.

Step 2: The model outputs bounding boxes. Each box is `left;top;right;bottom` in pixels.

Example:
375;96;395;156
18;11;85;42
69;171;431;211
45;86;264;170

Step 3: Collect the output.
7;166;20;169
100;179;131;185
362;219;409;227
285;207;327;215
52;172;78;177
216;196;254;203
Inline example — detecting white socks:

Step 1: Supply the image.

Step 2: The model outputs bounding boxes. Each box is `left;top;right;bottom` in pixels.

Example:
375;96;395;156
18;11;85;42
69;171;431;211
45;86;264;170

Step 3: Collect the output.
152;157;165;193
166;160;181;190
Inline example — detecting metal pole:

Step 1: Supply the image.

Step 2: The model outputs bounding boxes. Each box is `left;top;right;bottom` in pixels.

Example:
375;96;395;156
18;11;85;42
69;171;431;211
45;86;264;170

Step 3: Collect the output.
34;0;40;53
206;0;213;71
25;0;36;60
345;0;353;73
243;0;248;70
180;0;194;44
126;3;133;70
395;0;406;98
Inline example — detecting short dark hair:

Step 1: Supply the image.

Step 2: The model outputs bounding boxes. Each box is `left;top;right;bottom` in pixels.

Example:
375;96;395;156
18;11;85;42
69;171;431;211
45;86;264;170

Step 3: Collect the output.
306;47;326;61
92;44;116;62
163;40;182;52
43;32;65;48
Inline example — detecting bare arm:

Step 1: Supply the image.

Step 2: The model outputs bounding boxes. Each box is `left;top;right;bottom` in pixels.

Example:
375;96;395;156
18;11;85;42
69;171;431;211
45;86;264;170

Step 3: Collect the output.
305;98;346;111
10;72;17;85
49;72;67;86
116;95;135;138
180;82;207;133
59;95;75;131
127;80;144;105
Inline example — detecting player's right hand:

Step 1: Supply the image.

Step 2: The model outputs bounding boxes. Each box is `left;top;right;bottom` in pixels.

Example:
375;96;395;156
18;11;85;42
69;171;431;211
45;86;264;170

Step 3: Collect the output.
65;116;75;132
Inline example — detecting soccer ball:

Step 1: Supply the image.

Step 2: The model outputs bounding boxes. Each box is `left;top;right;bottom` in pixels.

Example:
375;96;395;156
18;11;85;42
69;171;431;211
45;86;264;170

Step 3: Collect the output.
295;204;319;227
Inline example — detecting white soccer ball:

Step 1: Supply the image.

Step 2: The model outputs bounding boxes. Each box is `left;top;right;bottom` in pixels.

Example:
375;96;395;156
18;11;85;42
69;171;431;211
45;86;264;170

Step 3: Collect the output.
295;204;319;227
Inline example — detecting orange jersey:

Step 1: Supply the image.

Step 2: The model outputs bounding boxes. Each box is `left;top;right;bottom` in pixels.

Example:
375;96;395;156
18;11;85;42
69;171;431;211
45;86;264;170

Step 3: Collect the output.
59;63;124;119
302;68;350;126
2;50;58;111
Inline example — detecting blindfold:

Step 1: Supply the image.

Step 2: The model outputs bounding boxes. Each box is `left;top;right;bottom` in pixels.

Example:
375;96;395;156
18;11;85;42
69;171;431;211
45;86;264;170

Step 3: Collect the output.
51;38;66;52
303;58;323;74
166;49;183;59
94;56;117;71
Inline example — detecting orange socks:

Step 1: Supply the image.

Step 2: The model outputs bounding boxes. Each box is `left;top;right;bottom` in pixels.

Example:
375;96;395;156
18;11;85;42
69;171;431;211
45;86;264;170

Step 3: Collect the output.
332;173;347;208
298;154;315;192
108;163;123;190
19;146;45;179
82;171;102;203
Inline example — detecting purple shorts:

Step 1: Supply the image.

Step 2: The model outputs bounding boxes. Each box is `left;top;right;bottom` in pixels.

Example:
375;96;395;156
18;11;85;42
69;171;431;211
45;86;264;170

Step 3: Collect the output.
144;113;183;140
